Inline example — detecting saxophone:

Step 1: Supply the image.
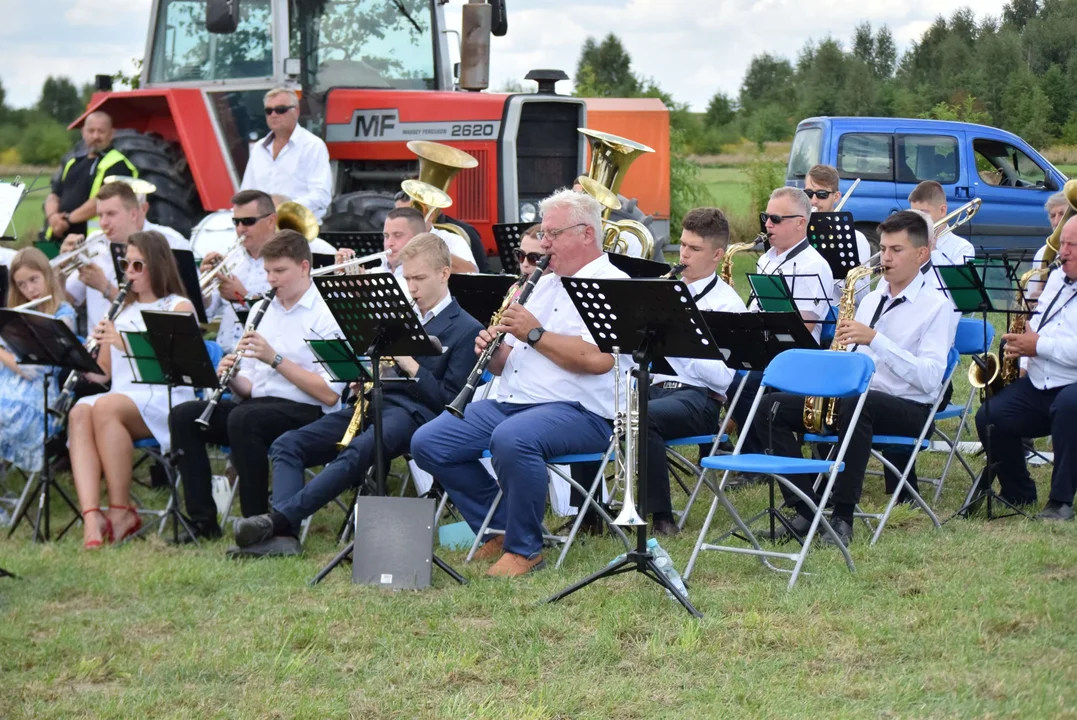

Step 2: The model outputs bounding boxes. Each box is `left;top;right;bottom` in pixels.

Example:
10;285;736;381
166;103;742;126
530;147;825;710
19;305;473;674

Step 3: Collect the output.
803;263;881;433
337;382;368;450
720;235;766;288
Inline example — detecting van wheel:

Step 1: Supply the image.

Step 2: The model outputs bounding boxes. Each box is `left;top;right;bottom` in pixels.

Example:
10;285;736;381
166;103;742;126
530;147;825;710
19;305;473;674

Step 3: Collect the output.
856;222;880;256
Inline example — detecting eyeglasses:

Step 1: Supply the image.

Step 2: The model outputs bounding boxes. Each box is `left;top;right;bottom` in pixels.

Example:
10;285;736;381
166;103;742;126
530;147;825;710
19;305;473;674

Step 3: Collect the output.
760;213;805;225
264;105;296;116
514;249;544;265
119;259;144;273
803;189;833;200
535;223;587;241
232;213;273;227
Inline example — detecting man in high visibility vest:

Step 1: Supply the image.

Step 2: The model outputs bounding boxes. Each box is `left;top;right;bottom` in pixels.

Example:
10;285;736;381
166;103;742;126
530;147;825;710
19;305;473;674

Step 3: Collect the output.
44;111;137;240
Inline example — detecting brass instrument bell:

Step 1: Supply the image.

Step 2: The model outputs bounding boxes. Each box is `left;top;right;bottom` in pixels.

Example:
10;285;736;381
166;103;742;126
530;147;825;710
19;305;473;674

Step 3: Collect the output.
276;201;320;241
103;175;158;195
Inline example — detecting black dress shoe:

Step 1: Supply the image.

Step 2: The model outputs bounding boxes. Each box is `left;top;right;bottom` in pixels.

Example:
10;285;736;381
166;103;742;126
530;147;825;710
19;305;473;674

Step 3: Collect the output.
226;535;302;558
651;517;680;537
233;514;275;548
769;513;812;541
1036;501;1075;521
725;472;764;489
820;517;853;548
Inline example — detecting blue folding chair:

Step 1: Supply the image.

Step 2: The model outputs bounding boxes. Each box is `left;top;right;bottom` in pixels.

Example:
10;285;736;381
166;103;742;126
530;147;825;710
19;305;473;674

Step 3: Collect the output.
803;347;958;545
930;318;994;504
684;350;876;589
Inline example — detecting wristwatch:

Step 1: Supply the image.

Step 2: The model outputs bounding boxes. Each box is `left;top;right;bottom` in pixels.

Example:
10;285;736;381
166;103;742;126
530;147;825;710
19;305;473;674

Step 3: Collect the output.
270;353;284;369
526;327;546;347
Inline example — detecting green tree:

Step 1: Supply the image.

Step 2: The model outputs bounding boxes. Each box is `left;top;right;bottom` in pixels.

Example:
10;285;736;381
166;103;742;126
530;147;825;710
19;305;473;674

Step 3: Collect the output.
575;34;641;98
17;119;72;165
37;76;82;124
873;26;897;79
738;53;794;115
1003;0;1041;29
703;92;735;129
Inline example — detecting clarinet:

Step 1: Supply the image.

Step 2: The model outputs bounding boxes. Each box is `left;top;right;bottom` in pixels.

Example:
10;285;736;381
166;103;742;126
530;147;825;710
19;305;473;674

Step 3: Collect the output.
51;281;131;420
446;255;551;418
195;289;276;431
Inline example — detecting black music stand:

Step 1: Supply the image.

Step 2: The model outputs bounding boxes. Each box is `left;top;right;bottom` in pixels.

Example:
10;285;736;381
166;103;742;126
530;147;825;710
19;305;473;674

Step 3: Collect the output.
491;222;536;275
605;252;672;279
545;277;723;618
938;256;1032;522
807;211;860;280
311;253;336;272
309;273;466;586
0;309;101;542
172;250;208;323
124;310;221;543
448;273;517;326
320;230;384;258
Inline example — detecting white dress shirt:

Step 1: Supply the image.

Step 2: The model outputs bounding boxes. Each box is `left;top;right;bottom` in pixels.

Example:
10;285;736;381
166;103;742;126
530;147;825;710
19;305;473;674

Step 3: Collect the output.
854;272;957;404
206;249;269;353
431;227;478;269
497;253;628;419
752;237;835;343
238;282;344;412
143;219;191;251
933;231;975;267
652;272;746;396
1027;269;1077;390
419;290;453;325
241;126;332;222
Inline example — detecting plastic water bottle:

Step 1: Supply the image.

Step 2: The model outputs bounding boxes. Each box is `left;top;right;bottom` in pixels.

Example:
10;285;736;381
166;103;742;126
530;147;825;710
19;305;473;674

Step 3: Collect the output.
648;538;688;600
608;550;628;566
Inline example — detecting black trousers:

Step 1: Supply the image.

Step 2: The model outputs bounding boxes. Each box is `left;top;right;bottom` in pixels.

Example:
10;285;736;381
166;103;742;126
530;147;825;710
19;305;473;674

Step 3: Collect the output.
975;376;1077;504
728;371;765;454
748;390;931;515
571;384;722;517
170;397;323;528
876;382;954;498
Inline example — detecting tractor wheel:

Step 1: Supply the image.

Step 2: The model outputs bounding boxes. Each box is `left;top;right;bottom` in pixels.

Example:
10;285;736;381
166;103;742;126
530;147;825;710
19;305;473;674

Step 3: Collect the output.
320;191;398;232
609;194;665;260
110;130;201;238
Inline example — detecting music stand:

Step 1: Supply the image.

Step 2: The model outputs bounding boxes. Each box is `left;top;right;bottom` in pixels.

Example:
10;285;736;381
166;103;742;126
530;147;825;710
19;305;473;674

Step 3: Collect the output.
309;272;466;586
448;273;517;327
545;277;723;618
0;309;101;542
320;231;384;258
937;255;1031;521
491;222;536;275
171;250;208;323
311;253;336;272
123;310;221;543
605;252;672;279
807;211;860;280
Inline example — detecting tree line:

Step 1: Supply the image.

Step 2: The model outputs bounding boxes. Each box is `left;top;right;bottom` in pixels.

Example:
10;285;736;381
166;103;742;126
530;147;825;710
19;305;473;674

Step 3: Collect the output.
0;76;95;167
576;0;1077;156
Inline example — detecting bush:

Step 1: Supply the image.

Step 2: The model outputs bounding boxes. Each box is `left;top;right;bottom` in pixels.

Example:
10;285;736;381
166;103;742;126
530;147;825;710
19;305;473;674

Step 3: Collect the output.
0;147;20;166
745;158;786;217
17;121;73;166
668;129;714;242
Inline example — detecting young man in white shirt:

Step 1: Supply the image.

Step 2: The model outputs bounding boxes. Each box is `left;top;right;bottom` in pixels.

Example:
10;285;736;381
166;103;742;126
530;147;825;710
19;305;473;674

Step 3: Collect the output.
240;88;332;222
749;210;957;546
909;180;976;279
411;189;628;577
170;230;344;541
976;216;1077;520
804;164;871;303
230;233;484;556
199;190;276;353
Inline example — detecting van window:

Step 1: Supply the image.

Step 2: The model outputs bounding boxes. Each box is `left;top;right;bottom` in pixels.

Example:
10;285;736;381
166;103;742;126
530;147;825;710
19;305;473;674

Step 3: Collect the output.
897;135;959;184
973;139;1047;189
787;127;823;179
837;133;892;181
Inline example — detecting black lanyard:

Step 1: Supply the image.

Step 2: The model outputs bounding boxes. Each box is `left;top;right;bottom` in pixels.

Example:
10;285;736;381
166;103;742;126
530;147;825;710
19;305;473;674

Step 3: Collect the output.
851;295;906;351
764;238;810;275
920;260;933;275
692;274;719;303
1038;281;1077;329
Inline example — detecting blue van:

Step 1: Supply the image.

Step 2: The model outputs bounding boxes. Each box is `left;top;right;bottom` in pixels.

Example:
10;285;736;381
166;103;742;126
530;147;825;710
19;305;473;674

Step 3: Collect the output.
786;117;1069;249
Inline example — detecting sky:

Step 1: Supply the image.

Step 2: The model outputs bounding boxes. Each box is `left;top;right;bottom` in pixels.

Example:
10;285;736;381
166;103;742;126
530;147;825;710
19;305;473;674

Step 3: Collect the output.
1;0;1011;112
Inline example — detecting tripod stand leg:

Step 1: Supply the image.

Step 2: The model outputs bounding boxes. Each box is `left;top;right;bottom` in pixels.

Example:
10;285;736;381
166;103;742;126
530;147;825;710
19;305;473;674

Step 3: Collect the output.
310;545;352;586
545;557;638;604
0;567;16;579
433;554;468;585
642;557;702;618
51;483;82;541
7;476;45;538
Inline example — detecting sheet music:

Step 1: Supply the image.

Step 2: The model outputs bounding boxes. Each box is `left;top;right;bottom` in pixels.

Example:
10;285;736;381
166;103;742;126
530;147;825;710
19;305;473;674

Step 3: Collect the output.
0;181;24;236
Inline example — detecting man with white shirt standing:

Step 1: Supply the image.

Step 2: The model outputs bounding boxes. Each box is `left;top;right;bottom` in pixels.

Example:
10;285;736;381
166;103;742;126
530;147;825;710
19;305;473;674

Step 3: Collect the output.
410;189;628;577
170;230;344;541
748;210;957;546
230;233;483;556
975;216;1077;520
804;164;871;303
241;88;332;222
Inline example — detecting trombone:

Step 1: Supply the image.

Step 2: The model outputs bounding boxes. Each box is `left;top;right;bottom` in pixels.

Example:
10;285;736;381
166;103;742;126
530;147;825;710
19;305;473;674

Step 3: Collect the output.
933;198;981;242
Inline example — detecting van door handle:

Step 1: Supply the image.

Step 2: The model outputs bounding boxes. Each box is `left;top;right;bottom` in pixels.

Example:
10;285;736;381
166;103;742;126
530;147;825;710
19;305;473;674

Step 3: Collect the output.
955;187;969;198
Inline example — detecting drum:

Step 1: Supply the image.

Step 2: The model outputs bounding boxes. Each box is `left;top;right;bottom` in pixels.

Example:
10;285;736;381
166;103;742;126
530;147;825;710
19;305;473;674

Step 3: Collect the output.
190;210;237;261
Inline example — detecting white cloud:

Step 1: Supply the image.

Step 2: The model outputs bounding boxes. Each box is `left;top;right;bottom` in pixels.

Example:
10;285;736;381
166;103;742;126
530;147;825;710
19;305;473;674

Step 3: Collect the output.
64;0;151;27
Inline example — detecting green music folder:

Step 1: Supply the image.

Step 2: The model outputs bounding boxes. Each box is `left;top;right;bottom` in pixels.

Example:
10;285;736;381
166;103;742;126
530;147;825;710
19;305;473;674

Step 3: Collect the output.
747;273;797;313
308;338;370;383
122;331;168;384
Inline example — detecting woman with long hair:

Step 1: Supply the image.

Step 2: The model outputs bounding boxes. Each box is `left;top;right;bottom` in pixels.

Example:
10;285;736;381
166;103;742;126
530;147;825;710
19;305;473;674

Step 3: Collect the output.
70;231;195;549
0;248;75;474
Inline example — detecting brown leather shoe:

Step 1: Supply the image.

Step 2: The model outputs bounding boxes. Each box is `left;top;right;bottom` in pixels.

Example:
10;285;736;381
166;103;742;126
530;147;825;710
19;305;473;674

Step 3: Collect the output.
486;552;546;577
472;535;504;561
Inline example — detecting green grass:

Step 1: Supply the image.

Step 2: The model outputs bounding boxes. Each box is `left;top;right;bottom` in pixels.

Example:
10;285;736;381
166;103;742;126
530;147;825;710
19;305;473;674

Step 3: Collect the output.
2;174;47;245
1056;164;1076;178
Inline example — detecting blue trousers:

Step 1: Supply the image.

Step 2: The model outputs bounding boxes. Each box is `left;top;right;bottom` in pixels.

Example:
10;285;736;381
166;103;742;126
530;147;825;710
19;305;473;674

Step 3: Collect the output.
269;404;419;528
410;400;612;558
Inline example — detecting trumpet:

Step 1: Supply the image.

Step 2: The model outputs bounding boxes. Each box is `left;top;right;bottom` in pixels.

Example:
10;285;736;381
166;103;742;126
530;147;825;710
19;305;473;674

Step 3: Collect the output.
311;251;390;277
51;234;107;276
12;295;52;311
198;242;247;294
611;348;645;526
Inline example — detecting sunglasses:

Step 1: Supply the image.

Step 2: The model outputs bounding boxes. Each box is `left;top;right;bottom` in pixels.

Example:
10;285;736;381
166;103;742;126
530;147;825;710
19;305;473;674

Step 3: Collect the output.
514;249;544;265
264;105;296;116
803;189;833;200
760;213;805;225
119;258;144;273
232;213;273;227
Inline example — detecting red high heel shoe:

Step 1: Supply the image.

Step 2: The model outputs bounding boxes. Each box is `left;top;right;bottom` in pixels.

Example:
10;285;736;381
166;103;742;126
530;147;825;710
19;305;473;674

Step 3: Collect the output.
81;508;114;550
112;505;143;543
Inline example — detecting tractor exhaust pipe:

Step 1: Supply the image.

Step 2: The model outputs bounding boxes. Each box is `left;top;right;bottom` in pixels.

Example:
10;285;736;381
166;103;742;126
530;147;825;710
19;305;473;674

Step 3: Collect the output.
459;0;493;92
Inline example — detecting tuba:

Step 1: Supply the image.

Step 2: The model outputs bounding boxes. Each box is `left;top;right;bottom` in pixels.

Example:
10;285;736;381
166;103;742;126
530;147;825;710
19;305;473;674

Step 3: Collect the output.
408;140;477;242
577;128;655;259
277;201;320;240
803;262;882;433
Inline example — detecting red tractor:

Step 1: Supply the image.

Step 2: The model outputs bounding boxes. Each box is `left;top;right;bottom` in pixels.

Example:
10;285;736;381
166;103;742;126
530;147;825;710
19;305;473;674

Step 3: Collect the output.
70;0;670;257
